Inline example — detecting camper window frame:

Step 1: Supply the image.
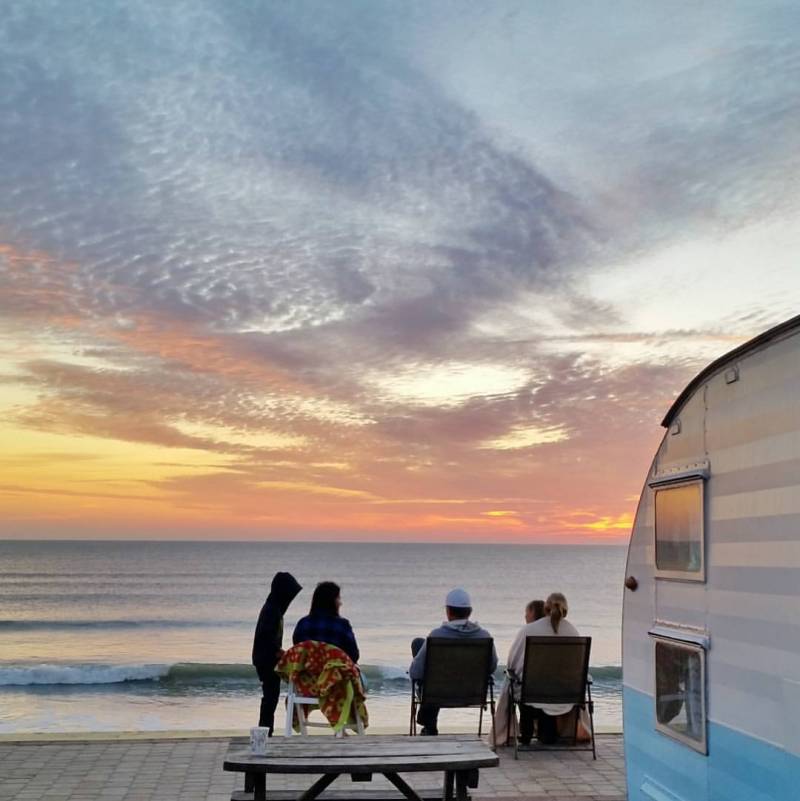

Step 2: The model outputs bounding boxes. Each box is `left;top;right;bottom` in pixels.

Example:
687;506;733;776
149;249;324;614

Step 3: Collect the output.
651;635;707;754
652;478;706;582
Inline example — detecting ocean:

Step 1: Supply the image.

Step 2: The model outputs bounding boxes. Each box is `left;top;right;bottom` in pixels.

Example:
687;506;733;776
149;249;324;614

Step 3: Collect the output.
0;540;626;734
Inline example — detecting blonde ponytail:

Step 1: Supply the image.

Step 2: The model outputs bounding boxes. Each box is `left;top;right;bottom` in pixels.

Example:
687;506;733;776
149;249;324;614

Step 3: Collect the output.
545;592;568;634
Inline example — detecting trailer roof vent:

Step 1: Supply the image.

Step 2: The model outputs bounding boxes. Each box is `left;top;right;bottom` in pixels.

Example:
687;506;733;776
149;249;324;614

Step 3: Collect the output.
724;365;740;384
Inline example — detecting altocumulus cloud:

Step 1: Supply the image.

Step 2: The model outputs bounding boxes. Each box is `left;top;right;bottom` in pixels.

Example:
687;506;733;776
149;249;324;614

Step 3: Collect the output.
1;1;799;538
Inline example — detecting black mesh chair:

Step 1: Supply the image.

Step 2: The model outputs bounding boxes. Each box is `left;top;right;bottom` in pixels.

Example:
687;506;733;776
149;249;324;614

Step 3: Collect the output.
507;636;595;759
409;637;496;746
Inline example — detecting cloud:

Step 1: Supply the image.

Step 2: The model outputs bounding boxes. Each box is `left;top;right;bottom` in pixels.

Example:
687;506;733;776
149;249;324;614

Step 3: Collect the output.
4;2;795;370
1;1;798;539
0;482;167;504
0;2;602;358
410;2;800;236
481;426;569;451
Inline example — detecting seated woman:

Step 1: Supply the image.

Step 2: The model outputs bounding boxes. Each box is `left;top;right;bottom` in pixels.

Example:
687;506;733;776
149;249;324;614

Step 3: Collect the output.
292;581;360;664
525;598;546;623
505;592;585;745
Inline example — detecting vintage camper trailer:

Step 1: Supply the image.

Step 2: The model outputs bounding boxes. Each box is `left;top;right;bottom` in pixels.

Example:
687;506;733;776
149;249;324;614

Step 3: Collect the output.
622;314;800;801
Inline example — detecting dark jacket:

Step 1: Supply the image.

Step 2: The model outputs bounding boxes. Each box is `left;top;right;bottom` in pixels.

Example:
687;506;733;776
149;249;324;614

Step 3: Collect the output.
292;612;360;664
252;572;302;680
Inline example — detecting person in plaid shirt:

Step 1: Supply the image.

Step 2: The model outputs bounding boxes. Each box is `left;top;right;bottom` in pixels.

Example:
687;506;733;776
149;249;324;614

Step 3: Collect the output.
292;581;360;664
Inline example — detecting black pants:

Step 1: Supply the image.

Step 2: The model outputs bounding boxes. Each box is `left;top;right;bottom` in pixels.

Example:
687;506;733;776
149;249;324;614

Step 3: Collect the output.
519;705;558;744
258;671;281;733
411;637;440;733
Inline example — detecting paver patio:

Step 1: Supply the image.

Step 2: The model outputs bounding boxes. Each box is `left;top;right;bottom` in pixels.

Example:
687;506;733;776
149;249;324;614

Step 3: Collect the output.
0;735;625;801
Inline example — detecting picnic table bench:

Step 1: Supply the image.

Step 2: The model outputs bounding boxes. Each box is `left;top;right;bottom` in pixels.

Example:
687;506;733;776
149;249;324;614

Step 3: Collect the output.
223;735;499;801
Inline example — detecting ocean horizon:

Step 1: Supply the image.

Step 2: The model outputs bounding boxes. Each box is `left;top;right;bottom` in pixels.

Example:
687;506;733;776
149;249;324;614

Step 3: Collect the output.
0;540;625;734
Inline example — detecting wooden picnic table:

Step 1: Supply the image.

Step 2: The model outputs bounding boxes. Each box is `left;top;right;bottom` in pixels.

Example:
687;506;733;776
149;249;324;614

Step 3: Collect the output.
223;735;499;801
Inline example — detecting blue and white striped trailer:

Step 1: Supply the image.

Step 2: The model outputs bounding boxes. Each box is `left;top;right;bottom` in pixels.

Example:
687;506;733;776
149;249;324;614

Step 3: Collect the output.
622;314;800;801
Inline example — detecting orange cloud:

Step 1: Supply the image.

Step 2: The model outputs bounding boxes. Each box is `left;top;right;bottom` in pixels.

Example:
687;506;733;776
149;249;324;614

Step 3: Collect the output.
562;511;634;533
0;238;677;543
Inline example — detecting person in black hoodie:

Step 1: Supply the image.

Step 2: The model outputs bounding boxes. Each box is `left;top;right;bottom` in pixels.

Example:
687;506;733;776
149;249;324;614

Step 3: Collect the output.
252;572;302;733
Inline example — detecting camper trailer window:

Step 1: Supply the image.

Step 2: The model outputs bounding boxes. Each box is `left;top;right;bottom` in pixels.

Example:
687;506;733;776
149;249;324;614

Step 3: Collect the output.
654;638;706;753
654;480;704;580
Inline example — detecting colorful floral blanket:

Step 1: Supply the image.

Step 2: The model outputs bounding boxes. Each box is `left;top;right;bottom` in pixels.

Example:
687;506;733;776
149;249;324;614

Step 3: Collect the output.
276;640;368;733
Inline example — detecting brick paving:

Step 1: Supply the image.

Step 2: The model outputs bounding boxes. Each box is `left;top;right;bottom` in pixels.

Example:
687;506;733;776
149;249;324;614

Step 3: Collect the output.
0;735;626;801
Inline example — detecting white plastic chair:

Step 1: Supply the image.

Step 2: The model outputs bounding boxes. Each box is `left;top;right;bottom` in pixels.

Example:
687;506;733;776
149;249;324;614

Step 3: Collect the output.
285;680;365;737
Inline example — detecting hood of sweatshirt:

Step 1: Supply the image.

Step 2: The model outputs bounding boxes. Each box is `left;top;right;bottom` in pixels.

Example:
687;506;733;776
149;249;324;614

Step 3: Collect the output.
267;572;302;615
441;619;484;634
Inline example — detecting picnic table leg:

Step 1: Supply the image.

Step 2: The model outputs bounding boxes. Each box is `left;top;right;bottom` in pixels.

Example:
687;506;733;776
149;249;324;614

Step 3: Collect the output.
455;771;469;801
384;772;424;801
245;772;254;793
252;773;266;801
443;770;454;801
298;773;339;801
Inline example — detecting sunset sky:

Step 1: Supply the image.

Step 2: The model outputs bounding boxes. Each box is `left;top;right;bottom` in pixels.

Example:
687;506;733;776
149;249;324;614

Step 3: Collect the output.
1;1;799;542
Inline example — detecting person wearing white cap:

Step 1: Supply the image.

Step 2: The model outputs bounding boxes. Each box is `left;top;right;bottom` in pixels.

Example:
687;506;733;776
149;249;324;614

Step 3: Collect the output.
408;587;497;735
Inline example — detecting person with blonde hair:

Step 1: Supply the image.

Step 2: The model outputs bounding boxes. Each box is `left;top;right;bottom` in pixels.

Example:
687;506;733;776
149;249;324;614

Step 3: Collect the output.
494;592;586;746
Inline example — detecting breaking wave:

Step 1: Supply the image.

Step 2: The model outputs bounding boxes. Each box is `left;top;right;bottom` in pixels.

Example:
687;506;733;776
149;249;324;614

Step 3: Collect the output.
0;663;171;686
0;661;621;688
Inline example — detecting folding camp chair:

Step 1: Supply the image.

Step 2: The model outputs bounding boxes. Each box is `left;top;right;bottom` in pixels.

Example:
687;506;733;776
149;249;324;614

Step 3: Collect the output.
285;679;365;736
409;637;496;746
507;635;595;759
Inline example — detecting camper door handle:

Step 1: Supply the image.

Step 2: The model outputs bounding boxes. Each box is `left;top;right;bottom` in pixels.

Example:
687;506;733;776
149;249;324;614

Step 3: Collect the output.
625;576;638;591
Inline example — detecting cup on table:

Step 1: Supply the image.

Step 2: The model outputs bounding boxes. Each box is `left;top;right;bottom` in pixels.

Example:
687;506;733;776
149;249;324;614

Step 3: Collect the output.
250;727;270;755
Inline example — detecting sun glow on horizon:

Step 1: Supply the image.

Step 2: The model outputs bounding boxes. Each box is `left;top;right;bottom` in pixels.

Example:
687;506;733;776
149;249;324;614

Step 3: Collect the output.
565;512;635;534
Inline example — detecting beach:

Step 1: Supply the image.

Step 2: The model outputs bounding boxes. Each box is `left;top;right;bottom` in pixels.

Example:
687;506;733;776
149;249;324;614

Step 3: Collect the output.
0;540;625;735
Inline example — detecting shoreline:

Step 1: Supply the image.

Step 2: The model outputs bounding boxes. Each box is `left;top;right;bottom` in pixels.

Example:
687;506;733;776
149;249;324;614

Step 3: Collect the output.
0;724;623;743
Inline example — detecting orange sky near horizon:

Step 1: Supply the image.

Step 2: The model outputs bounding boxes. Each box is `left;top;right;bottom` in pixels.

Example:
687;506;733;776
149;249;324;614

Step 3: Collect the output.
0;250;727;545
0;238;655;543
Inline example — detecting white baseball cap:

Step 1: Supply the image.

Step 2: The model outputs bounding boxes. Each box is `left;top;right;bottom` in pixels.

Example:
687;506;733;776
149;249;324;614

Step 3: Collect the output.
445;587;472;609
